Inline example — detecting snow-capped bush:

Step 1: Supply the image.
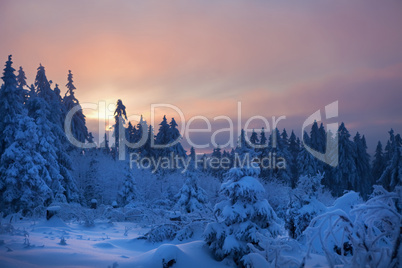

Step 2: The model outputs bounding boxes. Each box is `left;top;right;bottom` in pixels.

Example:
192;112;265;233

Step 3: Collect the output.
303;186;401;268
142;223;181;243
243;236;302;268
204;166;281;266
285;172;326;239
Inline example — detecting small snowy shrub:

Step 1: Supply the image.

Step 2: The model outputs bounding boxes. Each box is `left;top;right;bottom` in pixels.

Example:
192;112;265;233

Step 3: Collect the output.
59;236;67;245
243;236;302;267
174;171;207;213
286;173;326;239
143;223;180;242
118;166;138;206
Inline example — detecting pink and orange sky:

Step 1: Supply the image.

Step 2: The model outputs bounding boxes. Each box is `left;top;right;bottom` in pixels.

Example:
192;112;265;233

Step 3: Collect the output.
1;0;401;152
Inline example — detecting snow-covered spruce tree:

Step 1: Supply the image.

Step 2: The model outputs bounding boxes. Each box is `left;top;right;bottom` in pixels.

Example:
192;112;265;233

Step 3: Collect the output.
175;171;207;213
311;122;327;155
168;117;186;159
189;147;196;166
0;55;25;156
27;93;66;202
35;64;64;126
31;64;79;202
258;128;270;180
297;132;319;177
63;70;88;143
16;66;27;88
266;128;292;185
331;123;359;196
141;125;155;159
126;121;136;154
0;55;52;215
87;132;94;143
118;166;138;206
155;115;170;159
285;173;326;239
372;141;385;183
288;130;300;188
102;132;110;154
204;166;281;266
113;99;127;154
0;115;54;215
379;130;402;191
354;132;373;198
235;129;256;160
249;129;259;147
82;156;102;206
154;116;187;172
210;145;224;179
16;66;29;103
321;129;338;187
134;115;148;154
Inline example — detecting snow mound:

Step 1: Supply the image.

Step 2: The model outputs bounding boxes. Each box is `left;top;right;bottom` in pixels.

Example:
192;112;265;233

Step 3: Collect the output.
35;216;69;228
93;242;116;249
242;253;269;268
329;191;362;213
132;241;228;268
155;244;180;266
135;244;182;267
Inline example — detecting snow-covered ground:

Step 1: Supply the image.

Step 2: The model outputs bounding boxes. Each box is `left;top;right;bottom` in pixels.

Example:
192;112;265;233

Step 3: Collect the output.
0;216;230;268
0;216;330;268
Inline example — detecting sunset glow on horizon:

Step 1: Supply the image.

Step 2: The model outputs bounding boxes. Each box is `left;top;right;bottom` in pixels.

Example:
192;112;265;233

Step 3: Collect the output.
1;0;402;152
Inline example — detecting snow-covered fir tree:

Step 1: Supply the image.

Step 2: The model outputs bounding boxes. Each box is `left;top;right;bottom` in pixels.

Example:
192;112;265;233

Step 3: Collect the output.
168;117;186;159
16;66;28;102
102;132;110;154
126;121;136;153
155;115;170;158
118;166;138;206
372;141;385;183
175;170;207;213
210;145;224;179
189;146;196;163
288;130;300;188
0;55;25;155
331;123;359;196
82;156;102;206
266;128;292;185
249;129;259;147
235;129;255;159
259;127;267;152
0;116;54;215
0;55;53;215
297;133;319;177
63;70;89;143
286;172;326;239
141;125;155;159
133;115;148;154
379;130;402;191
113;99;127;152
28;93;66;202
204;166;281;266
354;132;373;197
32;64;79;202
16;66;27;88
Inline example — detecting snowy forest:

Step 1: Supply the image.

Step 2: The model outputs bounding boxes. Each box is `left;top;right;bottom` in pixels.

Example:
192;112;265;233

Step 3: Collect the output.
0;55;401;268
